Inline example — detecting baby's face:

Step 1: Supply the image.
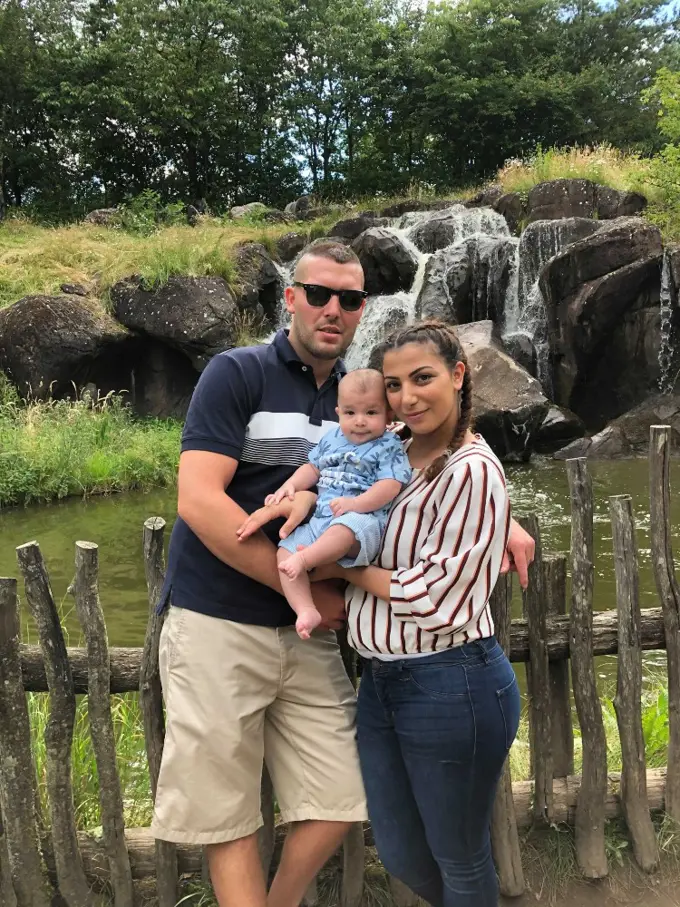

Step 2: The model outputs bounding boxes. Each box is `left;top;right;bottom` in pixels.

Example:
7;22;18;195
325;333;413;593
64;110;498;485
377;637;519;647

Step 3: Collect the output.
337;388;388;445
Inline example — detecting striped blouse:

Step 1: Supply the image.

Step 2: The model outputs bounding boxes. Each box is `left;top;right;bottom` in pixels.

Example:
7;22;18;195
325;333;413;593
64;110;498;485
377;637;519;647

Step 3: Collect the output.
346;436;511;659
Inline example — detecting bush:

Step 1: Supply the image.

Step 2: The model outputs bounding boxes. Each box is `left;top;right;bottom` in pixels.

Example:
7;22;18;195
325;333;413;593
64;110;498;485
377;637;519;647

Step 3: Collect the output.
112;189;187;236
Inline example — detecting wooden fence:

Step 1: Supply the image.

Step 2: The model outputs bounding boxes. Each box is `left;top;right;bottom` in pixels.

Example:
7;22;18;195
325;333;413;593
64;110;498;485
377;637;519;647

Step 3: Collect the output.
2;424;680;906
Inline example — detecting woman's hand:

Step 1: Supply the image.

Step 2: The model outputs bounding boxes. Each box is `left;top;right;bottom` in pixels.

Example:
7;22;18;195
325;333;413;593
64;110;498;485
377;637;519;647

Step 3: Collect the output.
236;491;317;541
501;518;535;590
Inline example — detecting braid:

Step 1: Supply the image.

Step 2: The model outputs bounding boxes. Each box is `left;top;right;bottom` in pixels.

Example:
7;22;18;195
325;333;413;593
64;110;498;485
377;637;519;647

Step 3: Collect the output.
372;319;474;482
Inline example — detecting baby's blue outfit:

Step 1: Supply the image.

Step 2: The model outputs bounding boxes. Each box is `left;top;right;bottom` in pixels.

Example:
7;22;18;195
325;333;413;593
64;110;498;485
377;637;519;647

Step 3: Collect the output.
279;426;412;567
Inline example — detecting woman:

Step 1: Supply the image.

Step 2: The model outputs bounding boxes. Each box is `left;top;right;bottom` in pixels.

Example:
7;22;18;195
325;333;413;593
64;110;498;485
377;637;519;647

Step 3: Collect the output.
240;320;522;906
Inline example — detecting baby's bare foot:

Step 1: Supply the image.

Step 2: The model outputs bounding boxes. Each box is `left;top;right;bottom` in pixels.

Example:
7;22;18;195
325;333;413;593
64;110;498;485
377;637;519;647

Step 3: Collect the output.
279;552;306;580
296;608;322;640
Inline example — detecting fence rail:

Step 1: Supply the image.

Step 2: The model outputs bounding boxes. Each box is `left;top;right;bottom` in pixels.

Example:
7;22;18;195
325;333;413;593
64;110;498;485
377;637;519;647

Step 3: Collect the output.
2;425;680;906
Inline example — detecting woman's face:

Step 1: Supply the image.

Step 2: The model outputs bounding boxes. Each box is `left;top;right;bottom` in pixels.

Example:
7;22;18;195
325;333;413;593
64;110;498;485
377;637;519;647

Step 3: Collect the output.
382;341;465;437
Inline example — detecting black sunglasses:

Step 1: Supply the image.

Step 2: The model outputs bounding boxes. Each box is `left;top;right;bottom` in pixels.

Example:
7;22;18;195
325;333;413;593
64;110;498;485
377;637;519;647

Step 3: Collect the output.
293;282;368;312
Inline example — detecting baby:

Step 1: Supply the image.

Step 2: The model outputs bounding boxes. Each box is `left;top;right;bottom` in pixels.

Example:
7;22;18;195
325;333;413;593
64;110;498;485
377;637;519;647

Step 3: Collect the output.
268;368;412;639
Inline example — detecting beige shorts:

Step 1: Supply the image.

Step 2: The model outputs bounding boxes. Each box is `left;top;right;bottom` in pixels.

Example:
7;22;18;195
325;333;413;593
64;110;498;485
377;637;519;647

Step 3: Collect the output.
151;606;367;844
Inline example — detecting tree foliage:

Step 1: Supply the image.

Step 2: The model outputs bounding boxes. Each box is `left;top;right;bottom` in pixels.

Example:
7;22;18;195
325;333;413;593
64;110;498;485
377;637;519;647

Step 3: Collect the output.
1;0;678;219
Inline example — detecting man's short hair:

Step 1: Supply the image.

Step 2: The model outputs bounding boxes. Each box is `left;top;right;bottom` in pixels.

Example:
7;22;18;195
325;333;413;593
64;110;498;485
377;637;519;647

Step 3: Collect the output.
294;239;361;279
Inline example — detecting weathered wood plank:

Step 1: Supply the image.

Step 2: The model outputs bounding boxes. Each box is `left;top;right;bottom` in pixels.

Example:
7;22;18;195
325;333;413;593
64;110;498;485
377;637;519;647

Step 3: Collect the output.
489;573;524;897
74;543;134;907
543;555;574;777
649;425;680;822
519;514;553;823
388;876;419;906
0;803;18;906
610;496;659;872
0;578;51;907
566;458;608;879
139;518;177;907
16;542;94;907
341;823;364;907
17;608;669;693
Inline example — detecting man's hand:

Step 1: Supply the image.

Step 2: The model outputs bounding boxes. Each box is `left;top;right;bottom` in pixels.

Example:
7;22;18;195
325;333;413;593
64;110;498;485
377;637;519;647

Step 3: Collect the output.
265;481;297;507
237;491;317;542
311;579;346;629
330;497;355;517
501;518;535;590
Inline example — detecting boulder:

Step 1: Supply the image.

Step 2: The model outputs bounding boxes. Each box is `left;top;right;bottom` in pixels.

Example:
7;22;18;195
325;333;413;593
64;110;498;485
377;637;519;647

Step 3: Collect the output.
351;228;418;295
276;232;308;263
380;199;435;218
596;186;647;220
416;244;472;323
408;206;508;254
60;283;89;297
534;405;586;454
84;208;118;226
329;214;389;242
527;179;597;222
230;202;268;219
540;218;663;427
553;394;680;459
110;276;239;371
494;193;525;233
232;242;283;324
0;295;129;399
456;321;550;461
503;332;537;377
465;185;504;208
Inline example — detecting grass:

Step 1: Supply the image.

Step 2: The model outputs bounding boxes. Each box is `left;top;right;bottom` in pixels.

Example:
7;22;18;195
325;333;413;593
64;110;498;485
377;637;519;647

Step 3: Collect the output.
0;382;181;507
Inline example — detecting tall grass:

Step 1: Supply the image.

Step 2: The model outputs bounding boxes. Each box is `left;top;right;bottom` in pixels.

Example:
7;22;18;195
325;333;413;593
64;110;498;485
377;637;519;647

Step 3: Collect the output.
0;386;181;507
496;143;658;201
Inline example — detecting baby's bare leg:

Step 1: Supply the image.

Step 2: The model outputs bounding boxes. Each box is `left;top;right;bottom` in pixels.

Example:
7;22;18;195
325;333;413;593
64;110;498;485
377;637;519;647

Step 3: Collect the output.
278;525;359;581
277;548;322;640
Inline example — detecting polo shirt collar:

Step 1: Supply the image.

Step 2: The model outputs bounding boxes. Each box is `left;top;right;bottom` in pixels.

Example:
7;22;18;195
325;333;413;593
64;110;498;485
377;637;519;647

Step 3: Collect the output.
273;329;346;380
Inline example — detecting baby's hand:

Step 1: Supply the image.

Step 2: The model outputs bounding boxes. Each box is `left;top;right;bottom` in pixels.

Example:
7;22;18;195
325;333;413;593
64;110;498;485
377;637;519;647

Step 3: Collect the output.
330;497;355;517
265;482;296;506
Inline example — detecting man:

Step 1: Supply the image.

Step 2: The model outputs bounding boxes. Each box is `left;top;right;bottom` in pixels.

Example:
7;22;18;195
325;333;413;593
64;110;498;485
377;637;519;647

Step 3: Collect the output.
151;239;534;907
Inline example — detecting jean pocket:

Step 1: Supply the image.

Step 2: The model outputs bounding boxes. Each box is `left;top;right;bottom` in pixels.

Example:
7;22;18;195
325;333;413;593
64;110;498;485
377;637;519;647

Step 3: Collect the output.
408;663;469;698
496;675;521;750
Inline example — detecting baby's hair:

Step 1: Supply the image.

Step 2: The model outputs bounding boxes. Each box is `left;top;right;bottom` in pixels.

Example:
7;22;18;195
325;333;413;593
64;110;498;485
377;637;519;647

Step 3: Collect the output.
338;368;386;401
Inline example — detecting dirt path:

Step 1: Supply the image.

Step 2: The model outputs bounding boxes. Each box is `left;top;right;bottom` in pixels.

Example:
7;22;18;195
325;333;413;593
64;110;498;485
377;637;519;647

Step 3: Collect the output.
501;876;679;906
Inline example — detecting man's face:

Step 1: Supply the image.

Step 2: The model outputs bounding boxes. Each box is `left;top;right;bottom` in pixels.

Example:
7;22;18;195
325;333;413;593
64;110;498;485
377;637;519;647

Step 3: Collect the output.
285;255;366;361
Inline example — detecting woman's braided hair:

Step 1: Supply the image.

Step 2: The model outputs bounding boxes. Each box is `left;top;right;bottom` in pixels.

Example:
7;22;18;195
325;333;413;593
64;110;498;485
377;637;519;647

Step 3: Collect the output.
369;320;473;482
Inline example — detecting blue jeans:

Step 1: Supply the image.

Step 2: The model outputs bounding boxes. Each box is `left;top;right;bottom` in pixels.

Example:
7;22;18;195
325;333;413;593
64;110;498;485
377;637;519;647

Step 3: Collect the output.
356;637;520;907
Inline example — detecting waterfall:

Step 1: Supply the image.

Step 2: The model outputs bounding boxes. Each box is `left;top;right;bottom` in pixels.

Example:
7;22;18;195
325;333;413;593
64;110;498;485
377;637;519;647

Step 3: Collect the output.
658;248;674;395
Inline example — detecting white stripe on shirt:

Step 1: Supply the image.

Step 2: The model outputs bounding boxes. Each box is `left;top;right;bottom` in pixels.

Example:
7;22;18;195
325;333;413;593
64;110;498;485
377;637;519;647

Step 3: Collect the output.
347;438;510;659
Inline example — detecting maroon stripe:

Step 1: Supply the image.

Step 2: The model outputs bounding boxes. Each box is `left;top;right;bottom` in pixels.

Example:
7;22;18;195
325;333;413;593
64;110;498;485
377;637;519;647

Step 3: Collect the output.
409;474;449;567
354;591;368;651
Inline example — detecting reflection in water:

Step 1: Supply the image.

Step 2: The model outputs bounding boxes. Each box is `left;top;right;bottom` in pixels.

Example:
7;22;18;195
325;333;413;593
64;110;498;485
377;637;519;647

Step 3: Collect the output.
1;458;679;658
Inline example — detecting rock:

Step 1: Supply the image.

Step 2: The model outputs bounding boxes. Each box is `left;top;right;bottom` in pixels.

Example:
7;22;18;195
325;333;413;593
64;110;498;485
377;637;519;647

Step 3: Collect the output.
329;214;389;242
232;242;283;324
541;218;663;426
535;405;586;454
417;245;472;323
465;185;504;208
261;209;291;224
379;199;434;218
595;186;647;220
351;228;418;295
554;394;680;459
503;332;537;377
456;320;550;461
110;276;239;371
0;295;129;400
230;202;268;219
527;179;597;222
84;208;118;226
408;205;509;254
494;192;525;233
60;284;89;297
276;232;308;263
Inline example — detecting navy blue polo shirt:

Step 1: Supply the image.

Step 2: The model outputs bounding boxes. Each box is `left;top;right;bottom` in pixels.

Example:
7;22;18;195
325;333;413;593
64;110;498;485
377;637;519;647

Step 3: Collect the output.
159;330;345;626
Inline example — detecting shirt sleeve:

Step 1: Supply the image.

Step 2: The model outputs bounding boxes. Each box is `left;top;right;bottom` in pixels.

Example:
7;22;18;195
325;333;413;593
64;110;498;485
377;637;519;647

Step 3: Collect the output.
373;434;412;485
390;455;510;635
308;426;334;470
181;351;261;459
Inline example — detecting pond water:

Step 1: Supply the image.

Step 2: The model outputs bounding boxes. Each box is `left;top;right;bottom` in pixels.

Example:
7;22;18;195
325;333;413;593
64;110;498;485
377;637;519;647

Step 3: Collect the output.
0;458;679;651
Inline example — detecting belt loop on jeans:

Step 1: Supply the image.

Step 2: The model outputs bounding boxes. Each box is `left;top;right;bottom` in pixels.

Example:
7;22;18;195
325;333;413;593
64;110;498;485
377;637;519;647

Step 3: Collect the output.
475;639;491;664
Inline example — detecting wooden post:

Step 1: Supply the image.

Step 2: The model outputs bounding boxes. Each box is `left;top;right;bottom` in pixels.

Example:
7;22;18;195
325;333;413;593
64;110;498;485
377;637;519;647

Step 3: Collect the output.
16;542;93;907
649;425;680;822
74;542;134;907
336;626;364;907
566;458;608;879
0;578;51;907
388;876;419;906
0;805;17;907
489;573;524;897
609;496;659;872
518;513;552;823
543;555;574;777
139;518;178;907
